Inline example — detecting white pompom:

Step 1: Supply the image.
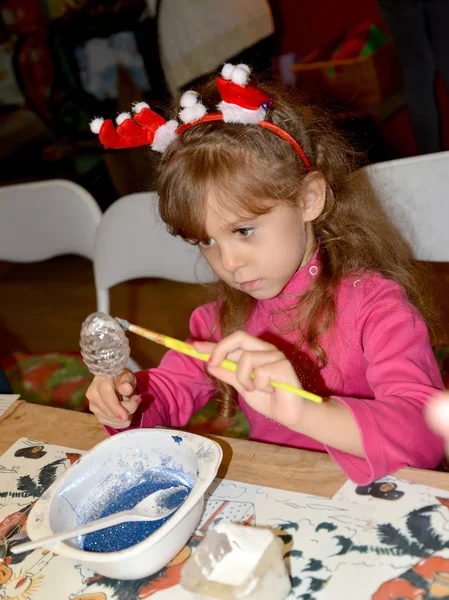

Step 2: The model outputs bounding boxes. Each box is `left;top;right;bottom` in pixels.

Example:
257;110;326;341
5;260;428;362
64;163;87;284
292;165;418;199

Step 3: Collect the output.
179;102;207;124
116;112;132;125
89;118;104;134
132;102;150;114
152;120;178;153
236;63;251;75
221;63;234;80
231;64;250;86
180;90;198;108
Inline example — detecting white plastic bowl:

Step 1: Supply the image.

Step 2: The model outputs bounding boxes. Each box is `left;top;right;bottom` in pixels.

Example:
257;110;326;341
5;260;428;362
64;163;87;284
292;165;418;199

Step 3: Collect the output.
26;429;222;580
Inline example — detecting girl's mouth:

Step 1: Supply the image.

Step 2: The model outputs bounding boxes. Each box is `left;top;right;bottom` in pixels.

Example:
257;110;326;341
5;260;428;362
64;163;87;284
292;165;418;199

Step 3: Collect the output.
240;279;262;292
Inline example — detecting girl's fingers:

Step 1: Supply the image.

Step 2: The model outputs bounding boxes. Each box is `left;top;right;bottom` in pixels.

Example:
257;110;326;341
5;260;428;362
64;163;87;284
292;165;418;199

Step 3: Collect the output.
87;372;139;427
207;365;244;394
92;379;129;421
90;392;126;421
192;341;216;355
208;350;296;397
236;350;283;392
92;396;119;422
90;390;134;427
235;350;286;391
252;362;276;394
194;340;243;364
208;331;276;366
116;369;136;397
97;415;131;429
121;395;141;416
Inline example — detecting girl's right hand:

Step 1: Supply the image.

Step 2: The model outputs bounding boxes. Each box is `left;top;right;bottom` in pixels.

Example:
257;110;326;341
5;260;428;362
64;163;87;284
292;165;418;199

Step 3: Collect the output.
86;369;140;428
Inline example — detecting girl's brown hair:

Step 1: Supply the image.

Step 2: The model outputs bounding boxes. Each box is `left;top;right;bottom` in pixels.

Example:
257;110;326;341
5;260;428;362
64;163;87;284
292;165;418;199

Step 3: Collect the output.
156;76;436;417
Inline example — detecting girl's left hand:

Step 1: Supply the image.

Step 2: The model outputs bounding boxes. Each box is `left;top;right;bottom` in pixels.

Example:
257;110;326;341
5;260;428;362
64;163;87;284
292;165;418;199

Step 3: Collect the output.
193;331;305;430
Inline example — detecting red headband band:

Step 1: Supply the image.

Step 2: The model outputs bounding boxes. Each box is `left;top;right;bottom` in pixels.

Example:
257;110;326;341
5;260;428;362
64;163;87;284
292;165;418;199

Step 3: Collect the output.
176;113;312;172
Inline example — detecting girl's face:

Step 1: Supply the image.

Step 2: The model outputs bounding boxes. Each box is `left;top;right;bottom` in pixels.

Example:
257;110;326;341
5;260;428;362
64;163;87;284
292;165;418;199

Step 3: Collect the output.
199;195;316;300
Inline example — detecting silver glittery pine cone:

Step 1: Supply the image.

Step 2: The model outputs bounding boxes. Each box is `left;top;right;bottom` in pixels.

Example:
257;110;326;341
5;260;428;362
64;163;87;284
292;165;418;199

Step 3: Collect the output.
80;312;130;377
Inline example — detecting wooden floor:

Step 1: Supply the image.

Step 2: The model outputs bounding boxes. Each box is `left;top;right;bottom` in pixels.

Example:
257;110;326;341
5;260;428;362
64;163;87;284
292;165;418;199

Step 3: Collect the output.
1;257;449;368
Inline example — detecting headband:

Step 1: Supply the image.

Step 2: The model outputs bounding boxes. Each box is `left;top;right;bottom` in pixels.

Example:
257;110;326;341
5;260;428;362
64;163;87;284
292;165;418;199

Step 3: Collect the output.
90;63;312;172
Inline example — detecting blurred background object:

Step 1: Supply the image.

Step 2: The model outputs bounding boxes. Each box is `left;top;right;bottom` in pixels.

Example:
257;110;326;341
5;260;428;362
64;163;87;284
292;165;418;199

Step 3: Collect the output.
290;21;401;114
377;0;449;155
0;0;166;207
289;19;403;163
156;0;274;95
2;0;448;198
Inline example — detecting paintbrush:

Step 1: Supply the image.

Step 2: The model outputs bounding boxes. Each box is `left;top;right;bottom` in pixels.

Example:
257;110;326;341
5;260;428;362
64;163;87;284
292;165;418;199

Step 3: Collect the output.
115;318;322;404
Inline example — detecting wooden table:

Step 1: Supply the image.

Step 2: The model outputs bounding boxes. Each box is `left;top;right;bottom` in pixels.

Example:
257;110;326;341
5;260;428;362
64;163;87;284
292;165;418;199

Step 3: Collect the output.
2;401;449;496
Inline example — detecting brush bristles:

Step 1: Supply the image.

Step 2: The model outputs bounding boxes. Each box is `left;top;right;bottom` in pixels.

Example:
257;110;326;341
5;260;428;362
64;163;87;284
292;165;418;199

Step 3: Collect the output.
115;317;130;330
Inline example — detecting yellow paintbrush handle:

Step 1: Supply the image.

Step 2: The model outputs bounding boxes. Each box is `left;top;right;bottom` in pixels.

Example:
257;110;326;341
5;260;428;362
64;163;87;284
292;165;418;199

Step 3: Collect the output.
128;324;322;404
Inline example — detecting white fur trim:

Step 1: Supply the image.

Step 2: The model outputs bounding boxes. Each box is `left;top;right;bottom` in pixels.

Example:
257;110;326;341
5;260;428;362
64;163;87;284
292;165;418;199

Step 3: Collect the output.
132;102;150;114
89;118;104;134
180;90;198;108
218;101;266;124
179;102;207;124
152;120;178;153
231;64;250;86
116;112;132;125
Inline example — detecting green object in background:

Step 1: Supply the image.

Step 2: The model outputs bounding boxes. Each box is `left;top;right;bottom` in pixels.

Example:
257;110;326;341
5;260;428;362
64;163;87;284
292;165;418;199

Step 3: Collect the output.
326;23;387;76
360;25;387;57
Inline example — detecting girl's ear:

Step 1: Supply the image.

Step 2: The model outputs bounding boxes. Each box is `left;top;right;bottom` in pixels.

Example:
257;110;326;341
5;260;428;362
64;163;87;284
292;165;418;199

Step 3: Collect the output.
301;173;326;223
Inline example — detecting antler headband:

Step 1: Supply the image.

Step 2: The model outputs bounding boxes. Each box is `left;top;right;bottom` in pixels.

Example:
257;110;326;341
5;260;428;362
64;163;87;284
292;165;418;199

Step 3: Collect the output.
90;63;312;172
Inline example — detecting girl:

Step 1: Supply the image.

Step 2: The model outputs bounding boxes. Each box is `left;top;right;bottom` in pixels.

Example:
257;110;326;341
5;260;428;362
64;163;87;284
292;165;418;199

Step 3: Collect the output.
87;63;444;485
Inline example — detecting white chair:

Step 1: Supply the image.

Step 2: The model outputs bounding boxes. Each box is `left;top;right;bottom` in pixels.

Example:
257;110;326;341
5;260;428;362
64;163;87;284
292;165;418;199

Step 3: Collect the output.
356;151;449;261
95;191;215;315
94;191;216;370
0;179;102;408
0;179;102;262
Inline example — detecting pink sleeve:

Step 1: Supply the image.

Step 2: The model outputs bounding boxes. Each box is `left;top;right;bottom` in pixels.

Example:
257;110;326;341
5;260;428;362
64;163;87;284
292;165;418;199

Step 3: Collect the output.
326;281;444;484
105;303;218;436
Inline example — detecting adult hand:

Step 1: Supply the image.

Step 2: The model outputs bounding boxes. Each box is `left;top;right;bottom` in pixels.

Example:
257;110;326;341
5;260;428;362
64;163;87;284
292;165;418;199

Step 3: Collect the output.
425;392;449;452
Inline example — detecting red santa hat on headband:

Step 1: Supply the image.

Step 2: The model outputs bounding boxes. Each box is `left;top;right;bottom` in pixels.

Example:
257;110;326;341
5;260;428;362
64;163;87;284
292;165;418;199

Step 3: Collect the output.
89;103;178;152
216;63;271;124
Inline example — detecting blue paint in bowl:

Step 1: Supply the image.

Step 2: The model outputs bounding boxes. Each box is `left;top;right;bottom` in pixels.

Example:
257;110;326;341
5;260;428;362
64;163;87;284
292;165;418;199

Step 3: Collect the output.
78;468;191;552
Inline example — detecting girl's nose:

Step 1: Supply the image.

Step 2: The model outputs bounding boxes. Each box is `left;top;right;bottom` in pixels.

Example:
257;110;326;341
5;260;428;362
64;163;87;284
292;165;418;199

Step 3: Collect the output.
220;246;245;273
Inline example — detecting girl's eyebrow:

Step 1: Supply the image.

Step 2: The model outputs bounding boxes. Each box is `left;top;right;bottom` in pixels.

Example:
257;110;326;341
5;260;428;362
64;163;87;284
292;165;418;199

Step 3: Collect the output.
223;215;260;230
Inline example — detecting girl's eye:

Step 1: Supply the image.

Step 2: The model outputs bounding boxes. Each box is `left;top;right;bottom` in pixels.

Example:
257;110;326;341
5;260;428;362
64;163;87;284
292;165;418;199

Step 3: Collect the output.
235;227;254;238
198;238;216;248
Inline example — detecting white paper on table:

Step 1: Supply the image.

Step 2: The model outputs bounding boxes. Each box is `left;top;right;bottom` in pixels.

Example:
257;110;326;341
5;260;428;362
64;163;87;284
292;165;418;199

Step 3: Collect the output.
333;475;449;519
325;475;449;599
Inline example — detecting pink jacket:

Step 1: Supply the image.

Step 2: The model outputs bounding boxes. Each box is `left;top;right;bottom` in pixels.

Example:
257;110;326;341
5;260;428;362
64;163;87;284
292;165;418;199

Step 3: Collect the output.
107;253;444;484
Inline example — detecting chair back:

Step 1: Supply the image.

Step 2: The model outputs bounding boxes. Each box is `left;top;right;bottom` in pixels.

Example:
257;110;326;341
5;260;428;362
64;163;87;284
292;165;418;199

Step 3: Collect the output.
94;192;215;315
356;151;449;262
0;179;102;262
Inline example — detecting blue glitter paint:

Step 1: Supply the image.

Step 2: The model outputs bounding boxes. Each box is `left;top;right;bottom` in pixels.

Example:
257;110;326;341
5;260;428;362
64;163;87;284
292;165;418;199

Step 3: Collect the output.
171;436;183;445
78;469;191;553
